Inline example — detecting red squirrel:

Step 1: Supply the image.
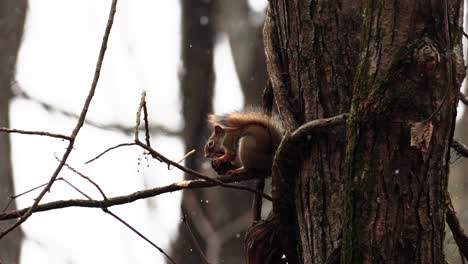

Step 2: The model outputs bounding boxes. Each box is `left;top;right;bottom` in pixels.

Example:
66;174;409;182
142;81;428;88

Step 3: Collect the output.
204;110;283;176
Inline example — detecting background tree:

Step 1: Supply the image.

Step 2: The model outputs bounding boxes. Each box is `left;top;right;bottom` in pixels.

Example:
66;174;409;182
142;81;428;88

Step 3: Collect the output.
0;0;27;262
446;80;468;264
216;0;267;105
263;0;465;263
445;6;468;262
169;0;216;263
170;1;267;263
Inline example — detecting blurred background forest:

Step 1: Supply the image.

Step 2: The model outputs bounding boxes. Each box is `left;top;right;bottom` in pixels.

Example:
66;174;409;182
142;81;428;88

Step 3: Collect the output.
0;0;466;263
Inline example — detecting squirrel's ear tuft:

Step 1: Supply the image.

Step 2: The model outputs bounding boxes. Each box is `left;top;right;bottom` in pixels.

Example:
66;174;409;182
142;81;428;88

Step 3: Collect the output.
214;125;224;134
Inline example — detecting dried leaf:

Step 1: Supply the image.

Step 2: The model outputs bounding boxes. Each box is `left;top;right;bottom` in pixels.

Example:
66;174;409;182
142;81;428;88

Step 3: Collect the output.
410;121;433;152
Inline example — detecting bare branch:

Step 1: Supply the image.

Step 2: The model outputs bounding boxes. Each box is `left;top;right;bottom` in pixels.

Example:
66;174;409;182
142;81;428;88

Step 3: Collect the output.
135;91;146;141
85;143;137;164
460;92;468;105
2;178;64;213
168;149;196;170
446;193;468;261
60;160;107;200
61;162;177;264
142;99;151;146
270;113;350;206
107;210;178;264
0;127;71;141
452;139;468;158
290;114;348;142
0;173;258;221
0;0;118;239
463;31;468;40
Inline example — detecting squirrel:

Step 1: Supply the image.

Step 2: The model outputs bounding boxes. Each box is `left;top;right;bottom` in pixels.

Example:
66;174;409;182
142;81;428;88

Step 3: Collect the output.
204;110;283;176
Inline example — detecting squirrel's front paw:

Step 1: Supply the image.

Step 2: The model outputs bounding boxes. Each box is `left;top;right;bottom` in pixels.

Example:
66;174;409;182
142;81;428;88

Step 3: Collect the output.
212;157;224;169
211;159;236;175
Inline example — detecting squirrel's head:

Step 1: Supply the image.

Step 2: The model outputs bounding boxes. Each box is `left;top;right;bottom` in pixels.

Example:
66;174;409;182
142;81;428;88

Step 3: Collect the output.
204;125;225;158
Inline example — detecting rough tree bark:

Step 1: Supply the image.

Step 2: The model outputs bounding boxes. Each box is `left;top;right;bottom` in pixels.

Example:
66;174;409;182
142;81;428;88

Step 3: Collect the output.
0;1;27;263
264;1;465;264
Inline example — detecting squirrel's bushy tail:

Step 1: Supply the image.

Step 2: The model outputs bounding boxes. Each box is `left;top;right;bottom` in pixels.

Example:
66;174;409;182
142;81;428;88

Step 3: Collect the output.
208;108;283;149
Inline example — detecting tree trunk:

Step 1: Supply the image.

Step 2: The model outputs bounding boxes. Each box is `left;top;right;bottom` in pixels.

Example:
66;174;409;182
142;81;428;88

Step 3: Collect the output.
169;0;215;263
216;0;267;106
170;1;270;263
264;1;465;263
0;0;27;263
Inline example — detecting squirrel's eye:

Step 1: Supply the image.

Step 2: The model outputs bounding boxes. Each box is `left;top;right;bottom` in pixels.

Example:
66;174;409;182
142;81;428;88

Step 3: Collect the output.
208;140;214;148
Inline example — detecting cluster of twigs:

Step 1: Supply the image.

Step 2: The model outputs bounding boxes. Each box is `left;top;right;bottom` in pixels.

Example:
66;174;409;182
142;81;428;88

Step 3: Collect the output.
0;1;269;262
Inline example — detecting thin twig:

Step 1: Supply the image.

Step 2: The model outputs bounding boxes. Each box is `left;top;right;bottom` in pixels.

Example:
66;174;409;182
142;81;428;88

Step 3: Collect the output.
85;143;137;164
446;193;468;261
107;210;178;264
0;173;257;221
460;92;468;105
168;149;196;170
0;0;118;239
424;90;449;123
58;157;108;200
61;178;92;200
0;127;71;141
62;161;177;264
2;178;64;213
452;139;468;158
135;91;146;141
142;100;151;147
463;31;468;40
135;92;163;162
182;208;212;264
